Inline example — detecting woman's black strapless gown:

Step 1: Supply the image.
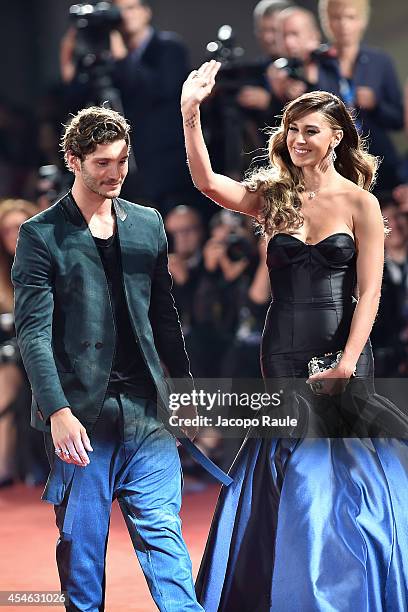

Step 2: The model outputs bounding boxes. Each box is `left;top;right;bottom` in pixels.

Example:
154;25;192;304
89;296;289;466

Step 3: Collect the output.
196;233;408;611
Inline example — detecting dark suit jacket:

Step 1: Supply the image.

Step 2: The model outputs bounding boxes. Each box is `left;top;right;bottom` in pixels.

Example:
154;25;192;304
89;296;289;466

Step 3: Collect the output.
114;29;192;202
11;192;193;433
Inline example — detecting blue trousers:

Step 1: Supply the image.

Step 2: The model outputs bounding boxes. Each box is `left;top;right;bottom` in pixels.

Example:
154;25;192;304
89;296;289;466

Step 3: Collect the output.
43;391;203;612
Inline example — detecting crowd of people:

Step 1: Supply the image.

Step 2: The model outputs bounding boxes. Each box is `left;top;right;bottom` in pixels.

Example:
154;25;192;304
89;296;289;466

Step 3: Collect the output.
1;0;408;487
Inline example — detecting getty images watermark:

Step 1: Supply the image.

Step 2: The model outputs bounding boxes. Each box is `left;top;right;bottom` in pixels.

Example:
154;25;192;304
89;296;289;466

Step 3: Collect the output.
164;377;408;439
167;388;298;430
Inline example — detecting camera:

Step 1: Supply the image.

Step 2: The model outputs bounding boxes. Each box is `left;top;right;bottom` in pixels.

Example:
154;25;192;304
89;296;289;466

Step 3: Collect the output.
226;234;255;262
206;25;268;95
69;2;122;79
210;211;255;263
206;25;244;65
0;313;14;335
204;26;272;176
273;45;333;87
273;57;308;84
70;2;121;29
67;2;130;120
0;315;20;365
0;339;20;366
36;165;72;209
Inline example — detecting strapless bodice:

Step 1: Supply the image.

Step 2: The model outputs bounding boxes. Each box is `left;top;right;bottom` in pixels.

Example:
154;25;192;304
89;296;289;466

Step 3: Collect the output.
266;232;356;304
262;232;360;361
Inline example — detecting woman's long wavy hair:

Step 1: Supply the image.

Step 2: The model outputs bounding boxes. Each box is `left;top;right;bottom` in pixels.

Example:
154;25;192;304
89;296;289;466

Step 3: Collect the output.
244;90;378;236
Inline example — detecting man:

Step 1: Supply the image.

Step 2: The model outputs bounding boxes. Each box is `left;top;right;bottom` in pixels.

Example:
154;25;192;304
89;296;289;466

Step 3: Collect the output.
266;7;322;104
236;0;292;115
165;206;204;326
61;0;192;212
165;206;204;316
165;206;206;379
253;0;293;58
12;106;229;611
217;0;292;176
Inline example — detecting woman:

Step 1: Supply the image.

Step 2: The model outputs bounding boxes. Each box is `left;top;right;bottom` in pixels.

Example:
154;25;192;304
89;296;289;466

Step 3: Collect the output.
0;200;37;314
0;199;44;486
181;60;408;611
317;0;404;191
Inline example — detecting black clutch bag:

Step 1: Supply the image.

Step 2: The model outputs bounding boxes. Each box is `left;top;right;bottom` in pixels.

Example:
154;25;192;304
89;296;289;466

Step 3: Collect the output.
307;350;356;394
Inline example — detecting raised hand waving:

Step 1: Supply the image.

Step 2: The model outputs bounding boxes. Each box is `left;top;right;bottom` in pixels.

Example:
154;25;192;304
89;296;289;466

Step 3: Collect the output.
181;60;221;110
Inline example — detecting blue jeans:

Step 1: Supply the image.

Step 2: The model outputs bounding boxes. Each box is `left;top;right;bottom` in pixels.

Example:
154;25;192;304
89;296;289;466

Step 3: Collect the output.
43;391;203;612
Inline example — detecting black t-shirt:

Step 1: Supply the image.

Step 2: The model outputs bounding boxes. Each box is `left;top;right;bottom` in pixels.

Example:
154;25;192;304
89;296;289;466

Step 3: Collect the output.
94;229;156;398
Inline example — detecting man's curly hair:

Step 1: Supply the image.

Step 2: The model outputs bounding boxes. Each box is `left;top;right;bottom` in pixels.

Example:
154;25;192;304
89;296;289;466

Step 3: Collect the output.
61;106;131;170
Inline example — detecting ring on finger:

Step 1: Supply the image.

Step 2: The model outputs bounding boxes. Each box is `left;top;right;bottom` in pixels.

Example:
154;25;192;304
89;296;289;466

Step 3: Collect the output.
62;450;70;456
55;448;62;455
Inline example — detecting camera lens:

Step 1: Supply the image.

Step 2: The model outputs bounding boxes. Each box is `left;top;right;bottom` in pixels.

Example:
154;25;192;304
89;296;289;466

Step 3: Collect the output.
0;313;14;332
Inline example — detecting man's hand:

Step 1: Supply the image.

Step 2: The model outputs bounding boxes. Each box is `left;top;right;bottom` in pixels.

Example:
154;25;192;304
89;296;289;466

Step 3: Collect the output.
60;27;77;84
110;30;128;61
355;86;377;110
236;86;271;111
285;79;308;101
168;253;189;285
219;253;249;282
266;64;307;101
203;238;226;272
60;27;128;84
50;407;93;467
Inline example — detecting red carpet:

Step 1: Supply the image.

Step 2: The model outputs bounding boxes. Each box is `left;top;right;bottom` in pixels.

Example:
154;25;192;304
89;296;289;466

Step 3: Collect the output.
0;483;220;611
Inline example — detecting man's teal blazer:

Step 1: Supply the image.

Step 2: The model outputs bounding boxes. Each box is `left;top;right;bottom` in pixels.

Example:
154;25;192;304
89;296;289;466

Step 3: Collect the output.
11;191;193;433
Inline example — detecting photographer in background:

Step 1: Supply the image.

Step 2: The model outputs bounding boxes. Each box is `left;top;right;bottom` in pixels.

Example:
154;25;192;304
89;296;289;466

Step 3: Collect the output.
35;164;73;212
235;0;292;115
204;1;292;179
220;236;271;468
0;199;47;487
266;7;322;106
165;205;205;339
317;0;404;191
190;211;259;378
60;0;193;213
371;198;408;376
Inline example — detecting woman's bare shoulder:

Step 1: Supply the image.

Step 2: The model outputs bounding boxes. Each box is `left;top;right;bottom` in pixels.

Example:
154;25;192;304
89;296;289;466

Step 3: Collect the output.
343;185;384;237
351;188;380;216
337;179;379;211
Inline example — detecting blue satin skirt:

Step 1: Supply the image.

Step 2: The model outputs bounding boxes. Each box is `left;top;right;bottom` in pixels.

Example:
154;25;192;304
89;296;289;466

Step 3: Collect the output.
196;436;408;611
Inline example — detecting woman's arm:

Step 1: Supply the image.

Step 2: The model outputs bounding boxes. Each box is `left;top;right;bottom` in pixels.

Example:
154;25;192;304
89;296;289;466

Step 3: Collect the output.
338;191;385;376
181;60;263;220
248;239;271;304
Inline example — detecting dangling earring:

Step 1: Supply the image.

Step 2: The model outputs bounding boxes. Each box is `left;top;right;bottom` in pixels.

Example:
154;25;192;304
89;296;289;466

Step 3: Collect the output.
319;143;338;172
